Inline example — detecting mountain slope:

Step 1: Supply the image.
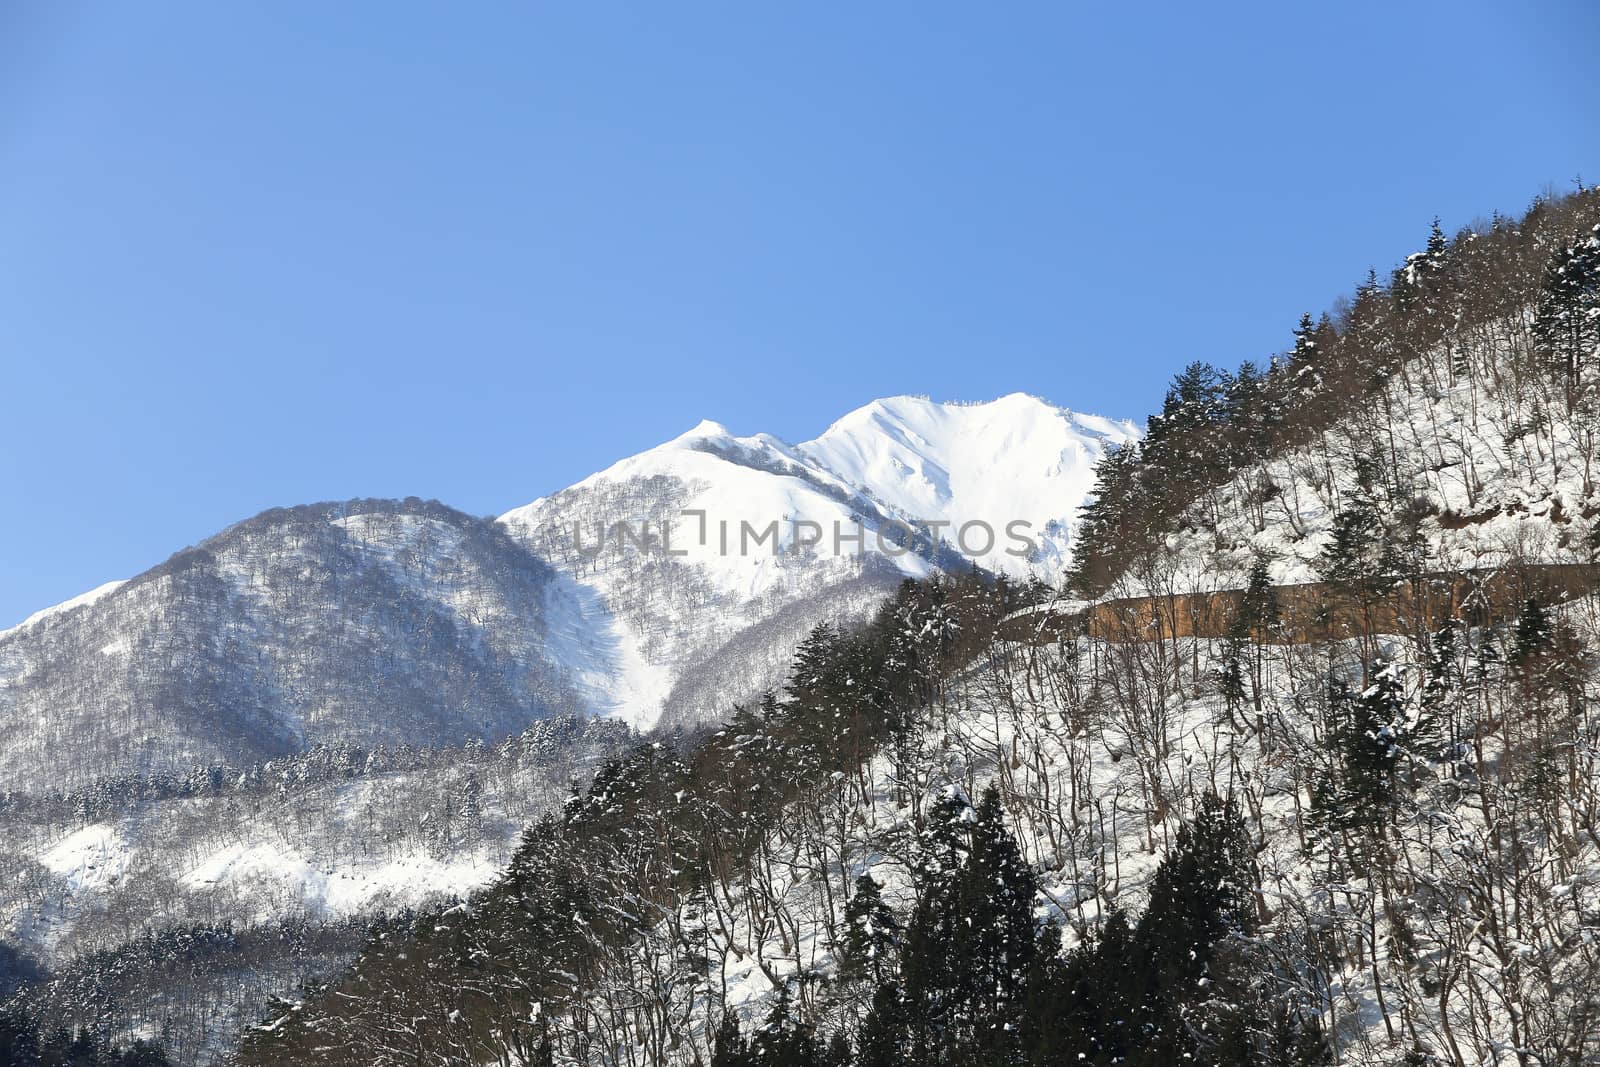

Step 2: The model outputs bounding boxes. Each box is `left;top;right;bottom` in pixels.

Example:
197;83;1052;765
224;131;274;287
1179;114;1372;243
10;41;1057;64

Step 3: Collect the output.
0;395;1131;779
0;392;1132;1061
798;393;1131;579
0;498;587;790
499;394;1134;728
231;188;1600;1067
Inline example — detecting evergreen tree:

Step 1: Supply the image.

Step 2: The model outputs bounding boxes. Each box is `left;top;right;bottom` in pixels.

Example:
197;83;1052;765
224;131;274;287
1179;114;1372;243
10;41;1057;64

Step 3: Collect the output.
1221;556;1280;734
1235;554;1279;640
1510;596;1556;669
1533;223;1600;411
1136;792;1257;1009
1318;453;1412;597
1144;361;1230;487
0;1007;40;1067
1292;311;1319;365
1218;644;1248;725
1317;663;1407;850
855;982;909;1067
840;873;899;986
527;1020;554;1067
1068;443;1146;595
1283;310;1330;395
1225;358;1277;461
896;786;1042;1064
1394;217;1450;318
0;1007;174;1067
1422;618;1461;711
1016;796;1269;1066
713;1009;754;1067
1411;618;1463;764
748;989;825;1067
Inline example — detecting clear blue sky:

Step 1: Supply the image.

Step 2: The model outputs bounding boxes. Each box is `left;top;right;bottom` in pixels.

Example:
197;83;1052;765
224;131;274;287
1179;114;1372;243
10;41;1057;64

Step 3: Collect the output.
1;2;1595;626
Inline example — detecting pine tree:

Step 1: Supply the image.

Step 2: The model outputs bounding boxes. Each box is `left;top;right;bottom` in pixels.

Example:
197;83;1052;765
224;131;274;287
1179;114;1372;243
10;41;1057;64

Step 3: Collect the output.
1136;792;1257;1005
1510;596;1556;669
1236;555;1279;639
1144;361;1229;487
1317;663;1407;850
0;1007;40;1067
1293;311;1319;362
748;988;825;1066
962;788;1042;1060
1394;217;1450;315
896;786;1042;1064
855;982;909;1067
527;1019;554;1067
1017;797;1269;1067
1533;223;1600;411
1218;643;1248;725
713;1009;754;1067
840;873;899;986
1222;556;1279;737
1284;311;1328;395
458;774;483;840
1318;453;1408;597
1208;995;1332;1067
1412;619;1462;764
1225;358;1276;462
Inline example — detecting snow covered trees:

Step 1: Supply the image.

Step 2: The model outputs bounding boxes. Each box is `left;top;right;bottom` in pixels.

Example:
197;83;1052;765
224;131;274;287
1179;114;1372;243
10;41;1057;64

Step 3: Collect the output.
0;1004;173;1066
1073;189;1600;598
1313;666;1406;853
888;787;1044;1064
838;875;897;988
220;186;1600;1067
1535;223;1600;412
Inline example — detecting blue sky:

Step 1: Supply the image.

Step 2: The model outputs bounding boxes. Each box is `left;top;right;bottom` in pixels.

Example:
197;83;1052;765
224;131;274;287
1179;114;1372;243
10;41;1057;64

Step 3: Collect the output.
1;2;1596;626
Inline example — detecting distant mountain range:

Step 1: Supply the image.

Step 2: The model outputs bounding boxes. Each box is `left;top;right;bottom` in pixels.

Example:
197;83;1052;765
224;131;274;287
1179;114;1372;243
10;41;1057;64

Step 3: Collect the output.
0;394;1134;788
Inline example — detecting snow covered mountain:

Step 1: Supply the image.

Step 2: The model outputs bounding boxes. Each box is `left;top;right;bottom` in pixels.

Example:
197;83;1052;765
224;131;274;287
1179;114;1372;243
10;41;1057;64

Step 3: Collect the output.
500;393;1136;728
230;189;1600;1067
0;498;593;790
0;391;1128;1060
0;393;1133;782
798;393;1132;578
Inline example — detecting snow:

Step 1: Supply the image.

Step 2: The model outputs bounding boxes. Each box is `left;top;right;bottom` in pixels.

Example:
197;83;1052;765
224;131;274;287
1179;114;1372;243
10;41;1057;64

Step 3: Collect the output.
504;393;1133;591
179;839;495;920
1115;335;1600;598
498;394;1134;727
1;395;1132;738
799;394;1138;580
41;823;131;892
540;571;675;731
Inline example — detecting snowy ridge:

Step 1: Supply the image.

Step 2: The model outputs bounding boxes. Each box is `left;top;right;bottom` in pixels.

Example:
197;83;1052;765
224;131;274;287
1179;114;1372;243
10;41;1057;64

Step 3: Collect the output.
0;394;1130;771
499;393;1134;728
799;393;1137;579
0;579;126;640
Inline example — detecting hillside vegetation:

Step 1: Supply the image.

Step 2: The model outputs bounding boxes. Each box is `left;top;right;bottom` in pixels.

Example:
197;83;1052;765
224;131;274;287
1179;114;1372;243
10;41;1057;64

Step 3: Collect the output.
230;187;1600;1067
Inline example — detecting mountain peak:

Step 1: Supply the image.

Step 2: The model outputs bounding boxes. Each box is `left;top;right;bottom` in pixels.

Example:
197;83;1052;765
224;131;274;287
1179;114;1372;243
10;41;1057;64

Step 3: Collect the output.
674;418;734;442
798;393;1138;577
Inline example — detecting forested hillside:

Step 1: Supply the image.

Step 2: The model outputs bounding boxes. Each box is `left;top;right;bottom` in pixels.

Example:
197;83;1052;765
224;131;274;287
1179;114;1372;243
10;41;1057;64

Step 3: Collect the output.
0;395;1131;1062
1071;189;1600;600
0;498;591;790
0;717;629;1063
231;186;1600;1067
